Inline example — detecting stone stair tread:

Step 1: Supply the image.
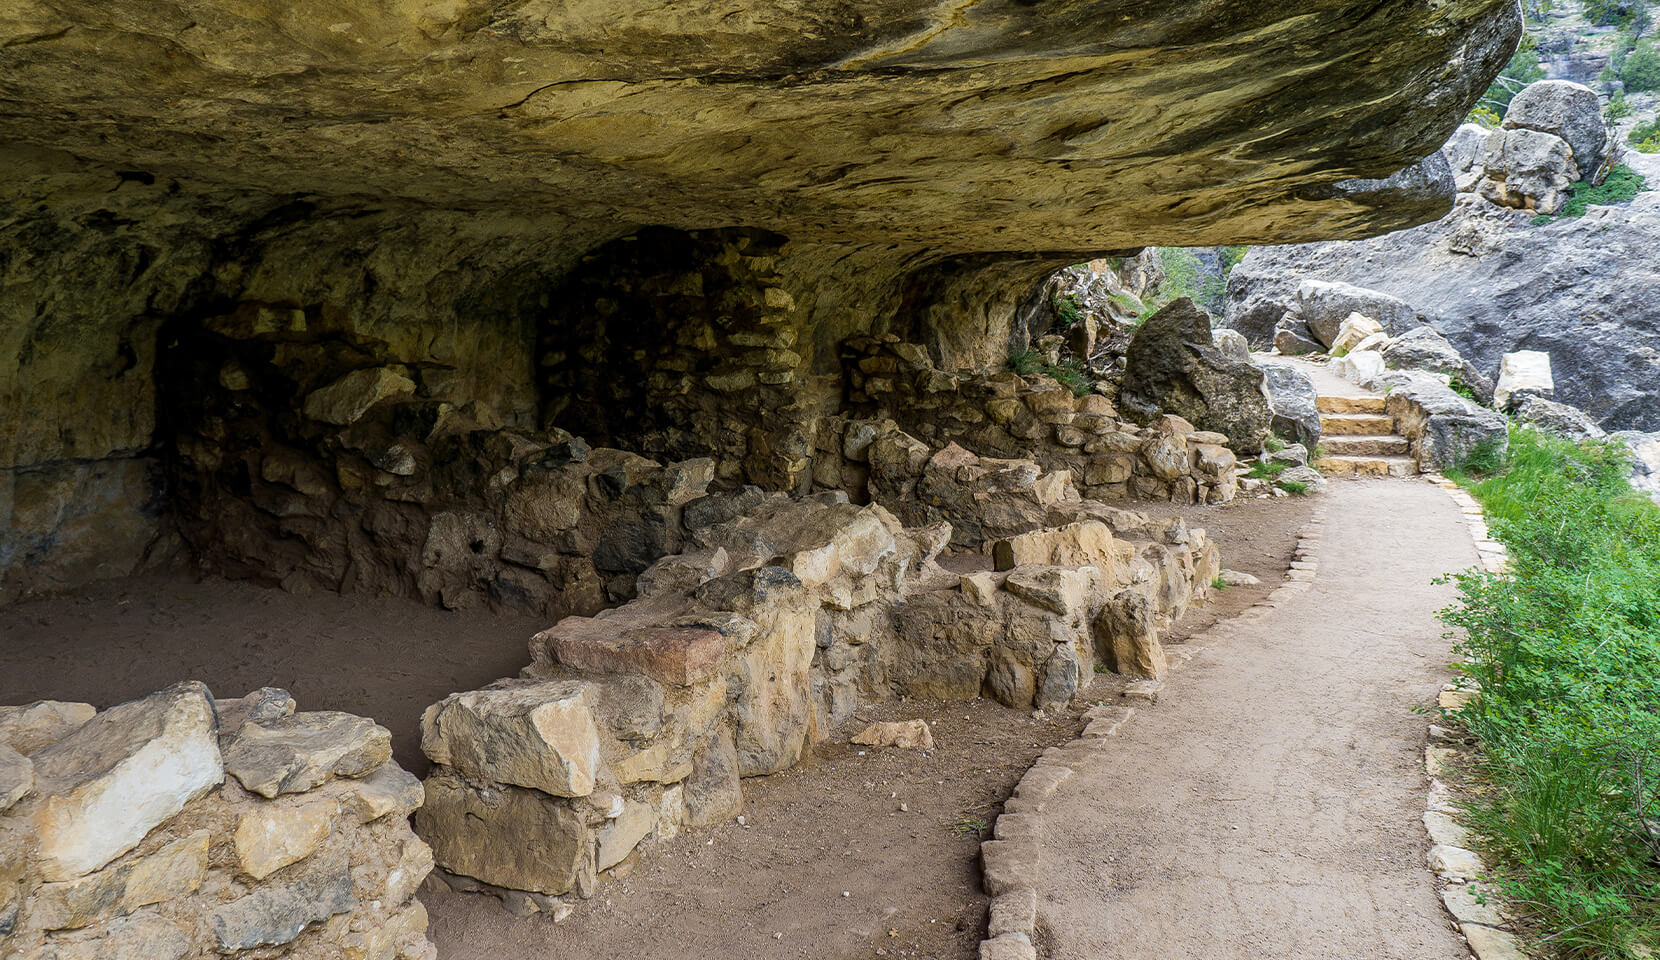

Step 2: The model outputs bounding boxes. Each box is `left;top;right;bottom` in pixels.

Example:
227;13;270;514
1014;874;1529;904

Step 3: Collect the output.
1314;454;1420;478
1320;412;1397;435
1315;394;1387;414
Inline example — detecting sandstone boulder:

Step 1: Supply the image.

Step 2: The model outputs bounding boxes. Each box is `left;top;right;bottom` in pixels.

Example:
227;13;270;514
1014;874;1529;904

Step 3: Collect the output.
1442;122;1491;192
991;521;1116;573
1272;315;1324;355
1479;127;1577;215
1330;313;1383;354
233;800;333;881
1330;348;1386;386
1120;299;1271;453
29;682;222;881
1503;80;1606;181
1098;591;1167;680
1258;362;1321;447
681;730;743;828
596;800;657;872
1495;350;1554;410
223;711;392;798
421;681;600;798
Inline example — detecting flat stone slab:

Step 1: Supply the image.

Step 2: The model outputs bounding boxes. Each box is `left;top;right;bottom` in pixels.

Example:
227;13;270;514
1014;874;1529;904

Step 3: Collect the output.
223;711;391;798
544;621;726;686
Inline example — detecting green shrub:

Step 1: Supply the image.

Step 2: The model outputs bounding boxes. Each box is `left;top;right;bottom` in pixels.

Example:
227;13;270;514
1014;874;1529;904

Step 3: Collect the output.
1535;165;1649;223
1440;427;1660;958
1630;117;1660;154
1047;358;1092;397
1274;478;1310;496
1607;92;1634;123
1245;460;1289;481
1052;293;1084;327
1623;40;1660;93
1008;349;1042;376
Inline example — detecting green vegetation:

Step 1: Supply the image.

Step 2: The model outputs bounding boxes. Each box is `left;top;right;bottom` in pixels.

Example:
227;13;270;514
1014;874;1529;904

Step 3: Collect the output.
1051;293;1084;327
1439;427;1660;958
1141;245;1250;317
1586;0;1652;29
1630;116;1660;154
1245;460;1289;482
1275;478;1310;496
1448;373;1478;403
1210;575;1230;591
1532;165;1649;225
1625;40;1660;92
1007;349;1092;397
1264;434;1288;454
1606;91;1634;124
1474;36;1545;120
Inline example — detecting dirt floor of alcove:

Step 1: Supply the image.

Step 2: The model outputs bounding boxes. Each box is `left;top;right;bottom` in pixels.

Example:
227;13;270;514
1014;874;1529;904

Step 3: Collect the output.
0;488;1317;960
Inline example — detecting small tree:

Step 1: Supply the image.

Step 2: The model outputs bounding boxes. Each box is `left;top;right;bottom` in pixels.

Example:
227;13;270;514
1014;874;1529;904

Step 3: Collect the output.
1623;40;1660;91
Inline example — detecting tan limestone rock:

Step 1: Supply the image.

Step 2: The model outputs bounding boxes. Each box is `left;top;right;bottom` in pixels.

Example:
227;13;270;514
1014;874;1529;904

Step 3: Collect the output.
32;830;210;930
416;774;588;896
850;720;934;750
222;711;392;798
29;682;222;881
302;367;415;425
0;700;96;755
597;800;657;871
0;743;31;811
234;800;333;881
421;681;600;798
342;899;430;960
337;762;425;823
991;521;1117;573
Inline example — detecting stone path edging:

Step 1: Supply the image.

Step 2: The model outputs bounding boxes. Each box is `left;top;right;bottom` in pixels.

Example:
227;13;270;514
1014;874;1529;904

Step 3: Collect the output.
1420;474;1530;960
975;505;1330;960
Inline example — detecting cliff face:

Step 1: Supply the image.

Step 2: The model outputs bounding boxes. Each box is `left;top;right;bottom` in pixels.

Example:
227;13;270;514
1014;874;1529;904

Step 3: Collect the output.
0;1;1521;602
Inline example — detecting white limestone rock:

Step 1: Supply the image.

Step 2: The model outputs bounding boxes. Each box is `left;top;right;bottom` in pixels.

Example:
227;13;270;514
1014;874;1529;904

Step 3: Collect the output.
1494;349;1554;410
223;711;392;798
28;682;222;881
420;680;600;798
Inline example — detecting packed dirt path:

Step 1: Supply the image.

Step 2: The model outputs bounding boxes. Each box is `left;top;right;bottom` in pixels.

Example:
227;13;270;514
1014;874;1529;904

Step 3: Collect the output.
1038;477;1478;959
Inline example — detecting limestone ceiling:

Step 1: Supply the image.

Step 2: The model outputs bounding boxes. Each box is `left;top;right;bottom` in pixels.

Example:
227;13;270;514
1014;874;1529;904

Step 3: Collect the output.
0;0;1520;250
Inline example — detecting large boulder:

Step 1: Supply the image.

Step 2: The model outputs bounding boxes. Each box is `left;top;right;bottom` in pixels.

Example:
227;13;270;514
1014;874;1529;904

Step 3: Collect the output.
1258;362;1322;447
1511;395;1604;441
1378;372;1509;472
1478;126;1578;215
1441;122;1491;192
1380;325;1495;404
1119;299;1272;454
1293;280;1420;347
1502;80;1606;181
1614;431;1660;506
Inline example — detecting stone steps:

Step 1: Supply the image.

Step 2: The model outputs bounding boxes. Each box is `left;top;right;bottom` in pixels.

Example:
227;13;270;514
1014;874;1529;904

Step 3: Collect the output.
1315;394;1387;415
1320;434;1411;457
1320;412;1396;436
1314;454;1420;478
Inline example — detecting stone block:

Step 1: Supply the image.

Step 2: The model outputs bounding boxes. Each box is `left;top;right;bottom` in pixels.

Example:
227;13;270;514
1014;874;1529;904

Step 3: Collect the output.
991;521;1116;573
338;762;425;823
416;774;588;896
979;840;1038;897
597;800;656;871
234;800;332;880
1098;590;1167;680
1002;566;1094;617
30;682;222;881
544;622;727;686
682;730;743;828
223;711;392;798
732;606;815;777
0;700;96;755
980;934;1037;960
55;912;192;960
33;830;209;930
342;900;429;960
960;572;998;606
421;681;600;798
987;887;1037;938
209;853;357;952
1023;388;1074;416
303;367;415;425
0;744;31;811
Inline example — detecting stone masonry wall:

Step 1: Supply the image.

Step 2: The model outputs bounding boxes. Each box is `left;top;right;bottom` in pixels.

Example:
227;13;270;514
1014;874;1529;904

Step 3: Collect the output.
411;446;1220;909
837;335;1241;505
0;683;434;960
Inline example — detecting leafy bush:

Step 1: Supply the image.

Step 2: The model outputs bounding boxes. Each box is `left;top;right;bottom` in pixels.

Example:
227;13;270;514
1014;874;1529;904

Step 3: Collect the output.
1624;40;1660;93
1008;349;1042;376
1007;350;1092;397
1607;92;1634;123
1440;427;1660;958
1630;117;1660;154
1586;0;1651;28
1534;165;1650;224
1052;293;1084;327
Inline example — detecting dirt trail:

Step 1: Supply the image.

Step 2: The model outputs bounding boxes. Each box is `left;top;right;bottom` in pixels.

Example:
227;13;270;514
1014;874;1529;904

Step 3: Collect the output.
1037;477;1478;960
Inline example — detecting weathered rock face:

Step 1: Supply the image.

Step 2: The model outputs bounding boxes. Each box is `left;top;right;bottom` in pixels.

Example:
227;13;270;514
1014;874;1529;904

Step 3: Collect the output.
1228;191;1660;431
1;685;435;960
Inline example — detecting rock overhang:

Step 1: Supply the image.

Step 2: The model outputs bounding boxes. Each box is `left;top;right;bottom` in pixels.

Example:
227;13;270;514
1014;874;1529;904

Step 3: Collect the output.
0;0;1522;252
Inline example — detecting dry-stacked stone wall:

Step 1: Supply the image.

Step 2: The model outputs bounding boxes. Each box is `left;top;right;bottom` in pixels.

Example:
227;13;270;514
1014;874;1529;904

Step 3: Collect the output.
411;445;1220;911
838;335;1241;505
0;684;433;960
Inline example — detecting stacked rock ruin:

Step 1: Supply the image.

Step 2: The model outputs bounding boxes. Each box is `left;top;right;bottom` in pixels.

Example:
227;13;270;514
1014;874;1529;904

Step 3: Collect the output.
0;685;434;960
